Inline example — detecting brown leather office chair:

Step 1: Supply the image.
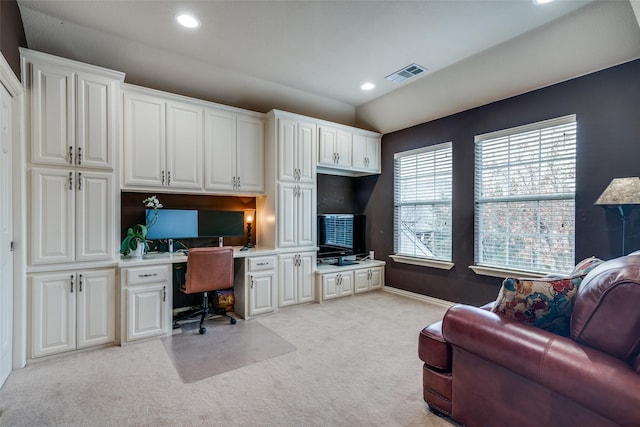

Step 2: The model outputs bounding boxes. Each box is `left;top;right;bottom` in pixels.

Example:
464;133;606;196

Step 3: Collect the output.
173;246;236;334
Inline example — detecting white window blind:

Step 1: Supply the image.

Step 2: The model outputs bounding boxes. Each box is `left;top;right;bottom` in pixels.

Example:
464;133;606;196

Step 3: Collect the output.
474;115;576;274
394;142;453;262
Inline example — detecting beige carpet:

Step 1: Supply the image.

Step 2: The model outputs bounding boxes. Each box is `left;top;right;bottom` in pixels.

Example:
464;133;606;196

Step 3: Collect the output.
163;319;296;383
0;290;455;427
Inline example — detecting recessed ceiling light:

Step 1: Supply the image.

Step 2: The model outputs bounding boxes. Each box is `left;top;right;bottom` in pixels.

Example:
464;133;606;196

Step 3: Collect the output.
176;13;200;29
361;82;376;91
533;0;554;4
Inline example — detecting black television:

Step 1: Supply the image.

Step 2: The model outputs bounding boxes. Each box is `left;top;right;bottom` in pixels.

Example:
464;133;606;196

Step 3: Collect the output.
317;214;366;264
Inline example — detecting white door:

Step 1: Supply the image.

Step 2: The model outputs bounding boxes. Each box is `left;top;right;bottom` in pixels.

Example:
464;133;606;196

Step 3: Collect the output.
236;115;264;193
318;126;337;166
297;185;316;247
166;101;203;190
204;109;236;191
322;274;339;300
123;92;165;187
297;253;315;303
278;255;297;307
126;284;165;342
77;269;115;348
0;84;13;386
297;121;316;183
354;269;370;294
76;171;113;262
365;136;380;172
76;72;114;169
30;272;76;358
338;272;354;297
30;167;75;265
249;272;275;316
351;133;367;170
278;183;297;248
278;118;297;182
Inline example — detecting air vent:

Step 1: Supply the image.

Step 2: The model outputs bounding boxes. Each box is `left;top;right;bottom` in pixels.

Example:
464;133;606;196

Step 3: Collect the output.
385;63;427;83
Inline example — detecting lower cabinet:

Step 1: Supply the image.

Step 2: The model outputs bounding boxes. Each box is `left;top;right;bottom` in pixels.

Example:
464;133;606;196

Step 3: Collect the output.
235;255;277;319
278;251;316;307
29;268;116;358
316;260;385;302
121;264;170;344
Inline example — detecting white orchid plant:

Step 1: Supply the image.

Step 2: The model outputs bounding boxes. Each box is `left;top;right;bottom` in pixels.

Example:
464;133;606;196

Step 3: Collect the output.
120;195;163;255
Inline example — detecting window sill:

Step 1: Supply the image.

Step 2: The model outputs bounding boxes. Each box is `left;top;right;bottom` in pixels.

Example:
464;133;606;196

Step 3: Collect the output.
468;265;545;279
390;255;454;270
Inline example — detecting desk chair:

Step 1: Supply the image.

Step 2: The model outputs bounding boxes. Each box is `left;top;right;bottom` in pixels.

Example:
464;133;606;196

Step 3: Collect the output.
173;247;236;334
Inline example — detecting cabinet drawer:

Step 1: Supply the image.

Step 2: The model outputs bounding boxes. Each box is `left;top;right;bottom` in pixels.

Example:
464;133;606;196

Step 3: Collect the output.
126;265;168;285
248;256;276;272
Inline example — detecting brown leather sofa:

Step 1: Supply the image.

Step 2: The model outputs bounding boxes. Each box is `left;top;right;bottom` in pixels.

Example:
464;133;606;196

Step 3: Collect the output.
419;253;640;427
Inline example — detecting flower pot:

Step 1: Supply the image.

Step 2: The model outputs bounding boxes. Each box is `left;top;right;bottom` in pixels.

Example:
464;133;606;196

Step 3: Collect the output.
129;241;144;258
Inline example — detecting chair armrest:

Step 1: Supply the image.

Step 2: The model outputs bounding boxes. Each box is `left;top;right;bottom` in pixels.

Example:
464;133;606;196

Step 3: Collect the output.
442;304;640;427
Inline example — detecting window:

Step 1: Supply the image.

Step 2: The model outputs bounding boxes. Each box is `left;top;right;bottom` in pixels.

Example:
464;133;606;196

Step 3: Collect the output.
474;115;576;275
394;142;453;263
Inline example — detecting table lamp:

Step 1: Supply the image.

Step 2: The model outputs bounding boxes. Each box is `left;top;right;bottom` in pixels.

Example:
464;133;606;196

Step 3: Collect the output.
244;209;255;249
594;177;640;255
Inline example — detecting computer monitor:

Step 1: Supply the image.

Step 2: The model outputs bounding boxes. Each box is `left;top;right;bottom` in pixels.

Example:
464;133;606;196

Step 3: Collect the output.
198;210;245;237
145;209;199;240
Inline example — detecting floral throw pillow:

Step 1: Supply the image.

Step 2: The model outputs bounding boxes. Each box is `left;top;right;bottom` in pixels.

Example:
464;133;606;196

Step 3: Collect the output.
492;276;582;336
571;256;604;279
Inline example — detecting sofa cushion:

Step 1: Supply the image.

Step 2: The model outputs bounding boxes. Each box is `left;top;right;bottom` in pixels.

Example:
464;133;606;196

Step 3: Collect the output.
419;321;451;370
492;276;581;336
571;253;640;364
571;256;604;279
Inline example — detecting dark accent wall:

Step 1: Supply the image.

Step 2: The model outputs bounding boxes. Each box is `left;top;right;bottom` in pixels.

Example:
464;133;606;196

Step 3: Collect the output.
0;0;27;79
363;59;640;306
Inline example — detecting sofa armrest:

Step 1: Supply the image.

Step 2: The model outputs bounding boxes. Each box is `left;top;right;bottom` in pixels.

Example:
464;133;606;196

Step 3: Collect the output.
442;304;640;427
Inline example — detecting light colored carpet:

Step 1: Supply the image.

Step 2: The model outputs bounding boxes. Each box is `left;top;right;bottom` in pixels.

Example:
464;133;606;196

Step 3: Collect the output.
163;319;296;383
0;290;455;427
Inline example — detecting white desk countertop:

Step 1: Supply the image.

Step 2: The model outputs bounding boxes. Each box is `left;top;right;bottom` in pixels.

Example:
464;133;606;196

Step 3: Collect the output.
118;246;280;267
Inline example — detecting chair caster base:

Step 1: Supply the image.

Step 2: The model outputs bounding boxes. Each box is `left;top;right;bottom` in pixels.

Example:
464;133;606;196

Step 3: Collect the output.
230;317;237;324
199;327;207;334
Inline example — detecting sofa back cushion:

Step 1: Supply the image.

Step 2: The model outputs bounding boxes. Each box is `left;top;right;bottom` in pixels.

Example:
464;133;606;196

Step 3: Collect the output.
571;253;640;366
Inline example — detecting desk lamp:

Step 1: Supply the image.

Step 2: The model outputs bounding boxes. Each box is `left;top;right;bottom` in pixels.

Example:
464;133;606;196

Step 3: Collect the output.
594;177;640;255
244;209;255;249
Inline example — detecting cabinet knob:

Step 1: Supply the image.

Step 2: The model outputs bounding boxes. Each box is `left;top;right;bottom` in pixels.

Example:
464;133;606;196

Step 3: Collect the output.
70;274;74;293
69;146;74;165
167;171;171;186
79;274;83;292
162;170;165;185
78;172;82;191
69;172;73;190
163;286;166;302
77;147;82;165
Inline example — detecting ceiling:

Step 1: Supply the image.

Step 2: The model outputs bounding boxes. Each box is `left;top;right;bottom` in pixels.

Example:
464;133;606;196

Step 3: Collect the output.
17;1;640;134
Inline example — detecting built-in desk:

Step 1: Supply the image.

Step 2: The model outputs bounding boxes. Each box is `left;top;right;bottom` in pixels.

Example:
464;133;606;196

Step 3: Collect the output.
119;247;279;345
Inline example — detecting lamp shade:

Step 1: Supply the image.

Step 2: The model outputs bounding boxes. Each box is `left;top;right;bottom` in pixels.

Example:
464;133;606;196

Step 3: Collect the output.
594;177;640;206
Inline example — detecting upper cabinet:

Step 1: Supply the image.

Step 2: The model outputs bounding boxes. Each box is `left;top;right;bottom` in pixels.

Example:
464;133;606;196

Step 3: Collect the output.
204;110;264;193
318;125;352;169
122;88;203;191
316;124;381;176
278;117;316;183
26;52;123;170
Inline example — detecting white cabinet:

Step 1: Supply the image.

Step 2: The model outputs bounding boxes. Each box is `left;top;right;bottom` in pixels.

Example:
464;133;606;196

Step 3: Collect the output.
351;133;380;173
30;167;114;265
247;256;277;317
28;58;121;169
123;90;203;190
318;126;351;168
278;252;316;307
30;268;116;358
204;109;264;193
121;264;170;343
354;267;383;293
278;117;316;183
278;183;315;248
320;271;354;300
316;260;385;302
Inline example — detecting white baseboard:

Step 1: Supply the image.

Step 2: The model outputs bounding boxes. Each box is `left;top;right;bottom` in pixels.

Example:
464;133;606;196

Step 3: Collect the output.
383;286;455;309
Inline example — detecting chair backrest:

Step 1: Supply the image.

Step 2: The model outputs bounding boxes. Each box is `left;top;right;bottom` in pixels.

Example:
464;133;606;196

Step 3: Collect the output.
182;247;234;294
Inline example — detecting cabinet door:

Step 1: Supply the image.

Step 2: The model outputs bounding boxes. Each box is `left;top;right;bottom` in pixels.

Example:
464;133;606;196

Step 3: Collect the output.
278;255;297;307
30;62;75;167
278;184;297;248
297;121;316;183
75;171;114;262
166;101;203;190
123;92;165;187
335;129;352;168
321;274;339;300
369;268;383;290
278;118;297;182
249;272;275;316
354;269;370;294
126;283;166;342
76;269;115;348
236;115;264;193
76;72;114;169
365;136;380;173
318;126;337;166
338;272;354;297
297;185;316;247
30;168;74;265
351;133;367;170
30;272;76;358
297;252;316;303
204;109;236;191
